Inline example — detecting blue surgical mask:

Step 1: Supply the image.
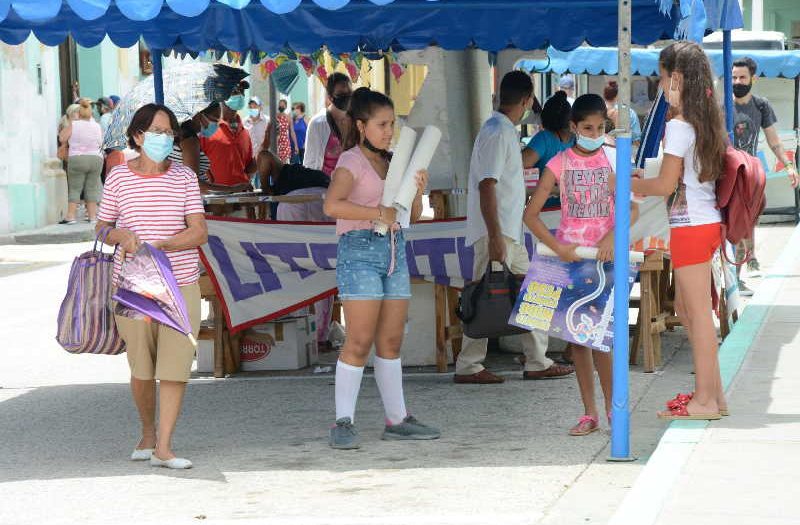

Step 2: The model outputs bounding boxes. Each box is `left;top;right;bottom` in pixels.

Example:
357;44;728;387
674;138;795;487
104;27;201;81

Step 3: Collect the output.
248;108;260;118
142;132;174;162
576;133;606;152
226;94;246;111
200;122;218;138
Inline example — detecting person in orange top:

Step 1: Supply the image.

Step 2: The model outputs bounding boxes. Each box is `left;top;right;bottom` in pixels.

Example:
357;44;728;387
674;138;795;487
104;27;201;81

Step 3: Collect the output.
198;82;257;188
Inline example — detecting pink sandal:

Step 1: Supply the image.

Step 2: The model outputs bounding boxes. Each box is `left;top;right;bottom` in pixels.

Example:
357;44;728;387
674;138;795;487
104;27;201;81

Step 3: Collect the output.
569;415;599;436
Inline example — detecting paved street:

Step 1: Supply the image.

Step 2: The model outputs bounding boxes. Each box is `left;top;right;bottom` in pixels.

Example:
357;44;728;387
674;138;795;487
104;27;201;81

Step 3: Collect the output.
0;224;795;525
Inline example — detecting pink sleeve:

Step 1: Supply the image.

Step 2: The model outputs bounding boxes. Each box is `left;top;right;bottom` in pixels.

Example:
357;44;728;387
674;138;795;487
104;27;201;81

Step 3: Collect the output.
334;149;362;182
545;152;564;182
97;170;119;222
183;168;205;216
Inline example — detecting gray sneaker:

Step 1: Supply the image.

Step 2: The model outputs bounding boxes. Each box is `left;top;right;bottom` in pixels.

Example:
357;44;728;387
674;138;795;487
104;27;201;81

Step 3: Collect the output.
382;416;441;441
329;417;360;449
738;281;754;297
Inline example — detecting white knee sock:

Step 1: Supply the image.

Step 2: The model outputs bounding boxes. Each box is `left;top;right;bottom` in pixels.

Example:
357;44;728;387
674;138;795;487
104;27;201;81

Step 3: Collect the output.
373;356;408;425
335;360;364;422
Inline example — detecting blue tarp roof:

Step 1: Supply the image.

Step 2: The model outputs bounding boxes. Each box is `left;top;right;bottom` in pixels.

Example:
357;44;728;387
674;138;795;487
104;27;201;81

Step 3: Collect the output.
0;0;737;54
519;46;800;78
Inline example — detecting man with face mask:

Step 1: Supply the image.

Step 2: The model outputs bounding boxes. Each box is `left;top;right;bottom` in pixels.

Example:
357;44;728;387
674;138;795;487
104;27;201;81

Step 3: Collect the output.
302;72;352;177
456;70;574;384
198;81;258;188
244;96;269;161
732;57;798;291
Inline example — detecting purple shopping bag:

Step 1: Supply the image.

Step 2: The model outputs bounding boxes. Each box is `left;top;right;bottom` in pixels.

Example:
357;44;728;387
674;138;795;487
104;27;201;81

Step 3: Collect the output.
55;227;126;355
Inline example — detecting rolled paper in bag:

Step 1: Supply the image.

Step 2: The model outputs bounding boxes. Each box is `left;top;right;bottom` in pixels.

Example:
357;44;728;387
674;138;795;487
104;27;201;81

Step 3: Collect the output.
393;125;442;213
536;242;645;263
375;126;417;235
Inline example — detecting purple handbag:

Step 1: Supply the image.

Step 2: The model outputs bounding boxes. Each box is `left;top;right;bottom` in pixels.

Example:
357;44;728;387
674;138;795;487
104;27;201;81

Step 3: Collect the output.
55;227;126;355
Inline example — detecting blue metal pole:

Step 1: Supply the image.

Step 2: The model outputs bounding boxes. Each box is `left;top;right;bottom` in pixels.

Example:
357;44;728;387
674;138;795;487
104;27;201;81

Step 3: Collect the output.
723;30;734;140
611;135;632;460
609;0;633;461
152;48;165;105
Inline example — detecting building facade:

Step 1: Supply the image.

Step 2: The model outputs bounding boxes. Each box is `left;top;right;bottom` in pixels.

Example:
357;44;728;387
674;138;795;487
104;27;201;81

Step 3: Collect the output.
0;37;142;236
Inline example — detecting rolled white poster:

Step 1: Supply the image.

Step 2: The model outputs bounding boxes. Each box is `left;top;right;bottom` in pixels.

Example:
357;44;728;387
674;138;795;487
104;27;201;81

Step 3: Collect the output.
375;126;417;235
536;242;645;263
393;125;442;217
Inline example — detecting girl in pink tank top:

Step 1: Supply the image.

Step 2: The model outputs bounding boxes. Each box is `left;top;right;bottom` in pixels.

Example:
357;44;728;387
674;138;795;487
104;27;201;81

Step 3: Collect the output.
322;87;439;448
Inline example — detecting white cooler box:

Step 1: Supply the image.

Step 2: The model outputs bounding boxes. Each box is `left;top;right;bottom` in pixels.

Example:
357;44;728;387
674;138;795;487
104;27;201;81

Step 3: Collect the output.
240;315;318;371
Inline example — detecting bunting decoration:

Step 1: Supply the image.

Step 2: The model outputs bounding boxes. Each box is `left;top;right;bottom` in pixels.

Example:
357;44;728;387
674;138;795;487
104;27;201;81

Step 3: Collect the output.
253;47;405;85
384;50;406;82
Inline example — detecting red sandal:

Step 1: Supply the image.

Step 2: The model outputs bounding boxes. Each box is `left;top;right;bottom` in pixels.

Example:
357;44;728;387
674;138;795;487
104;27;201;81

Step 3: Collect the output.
664;392;729;417
658;404;721;420
666;392;693;411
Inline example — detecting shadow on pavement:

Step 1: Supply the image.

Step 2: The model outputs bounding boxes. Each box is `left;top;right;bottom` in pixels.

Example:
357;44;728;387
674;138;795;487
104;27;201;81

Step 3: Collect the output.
1;371;627;483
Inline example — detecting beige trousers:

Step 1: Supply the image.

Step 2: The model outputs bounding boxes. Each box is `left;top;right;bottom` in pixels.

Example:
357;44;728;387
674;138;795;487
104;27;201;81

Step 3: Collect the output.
455;235;552;375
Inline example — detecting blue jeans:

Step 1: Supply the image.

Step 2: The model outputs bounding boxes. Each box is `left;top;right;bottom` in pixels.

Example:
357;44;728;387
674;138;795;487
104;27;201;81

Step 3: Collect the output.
336;229;411;301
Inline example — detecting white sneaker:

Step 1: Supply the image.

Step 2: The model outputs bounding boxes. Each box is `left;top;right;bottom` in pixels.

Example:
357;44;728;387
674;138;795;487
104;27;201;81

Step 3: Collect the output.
130;448;154;461
150;455;193;469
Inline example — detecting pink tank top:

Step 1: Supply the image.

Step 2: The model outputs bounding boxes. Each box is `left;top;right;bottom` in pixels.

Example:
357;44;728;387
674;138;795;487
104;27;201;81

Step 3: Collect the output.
335;147;385;235
68;119;103;157
322;132;342;177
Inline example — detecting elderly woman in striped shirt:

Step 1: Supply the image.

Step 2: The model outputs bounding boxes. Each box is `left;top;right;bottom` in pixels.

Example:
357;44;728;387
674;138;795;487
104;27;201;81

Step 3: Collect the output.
96;104;208;469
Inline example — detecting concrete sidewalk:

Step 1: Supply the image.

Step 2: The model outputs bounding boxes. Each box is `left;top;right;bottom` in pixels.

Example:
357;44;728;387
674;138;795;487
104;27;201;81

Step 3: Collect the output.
0;224;794;525
0;219;96;245
611;224;800;525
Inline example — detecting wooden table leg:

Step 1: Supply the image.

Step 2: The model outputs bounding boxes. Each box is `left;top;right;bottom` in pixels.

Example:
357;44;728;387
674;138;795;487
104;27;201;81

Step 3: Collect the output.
224;331;240;376
640;270;656;373
212;298;225;378
446;287;462;364
630;307;642;366
652;271;663;367
434;283;447;373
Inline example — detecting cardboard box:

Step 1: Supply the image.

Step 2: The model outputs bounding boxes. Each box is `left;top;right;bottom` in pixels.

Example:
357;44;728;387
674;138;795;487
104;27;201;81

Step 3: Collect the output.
239;315;314;371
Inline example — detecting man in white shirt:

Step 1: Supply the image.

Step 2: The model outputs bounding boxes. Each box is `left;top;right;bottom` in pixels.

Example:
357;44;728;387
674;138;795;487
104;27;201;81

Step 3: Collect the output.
244;96;269;159
303;72;352;175
456;71;574;384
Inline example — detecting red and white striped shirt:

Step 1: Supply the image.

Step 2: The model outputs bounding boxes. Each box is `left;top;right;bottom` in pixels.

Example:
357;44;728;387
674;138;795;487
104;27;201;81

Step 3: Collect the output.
98;162;205;286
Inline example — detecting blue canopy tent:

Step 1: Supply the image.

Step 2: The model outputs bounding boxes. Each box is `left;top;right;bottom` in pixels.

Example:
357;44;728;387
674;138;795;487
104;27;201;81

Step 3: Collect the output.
519;46;800;78
0;0;743;460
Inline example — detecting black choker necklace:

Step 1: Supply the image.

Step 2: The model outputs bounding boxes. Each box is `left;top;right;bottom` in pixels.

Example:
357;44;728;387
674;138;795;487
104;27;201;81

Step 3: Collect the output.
363;138;391;159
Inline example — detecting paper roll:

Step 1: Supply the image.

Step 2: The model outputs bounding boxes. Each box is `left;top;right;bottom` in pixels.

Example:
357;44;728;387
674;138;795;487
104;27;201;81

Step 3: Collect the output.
381;126;417;207
536;243;645;263
393;125;442;212
375;127;418;235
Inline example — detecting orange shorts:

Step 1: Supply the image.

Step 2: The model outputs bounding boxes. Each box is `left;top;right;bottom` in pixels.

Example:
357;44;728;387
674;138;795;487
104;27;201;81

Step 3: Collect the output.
669;223;722;269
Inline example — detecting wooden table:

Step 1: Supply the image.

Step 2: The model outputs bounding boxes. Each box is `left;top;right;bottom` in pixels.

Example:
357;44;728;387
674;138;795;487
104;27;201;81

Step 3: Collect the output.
203;192;323;221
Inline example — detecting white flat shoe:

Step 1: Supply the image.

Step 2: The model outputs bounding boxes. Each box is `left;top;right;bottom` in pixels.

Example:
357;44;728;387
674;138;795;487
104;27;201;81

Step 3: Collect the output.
150;455;192;469
130;448;154;461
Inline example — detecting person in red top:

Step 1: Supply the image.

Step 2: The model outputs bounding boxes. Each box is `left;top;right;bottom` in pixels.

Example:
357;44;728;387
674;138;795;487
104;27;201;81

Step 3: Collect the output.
199;82;257;187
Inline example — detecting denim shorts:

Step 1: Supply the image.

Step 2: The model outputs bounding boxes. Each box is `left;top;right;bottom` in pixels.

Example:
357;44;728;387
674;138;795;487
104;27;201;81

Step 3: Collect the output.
336;229;412;301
